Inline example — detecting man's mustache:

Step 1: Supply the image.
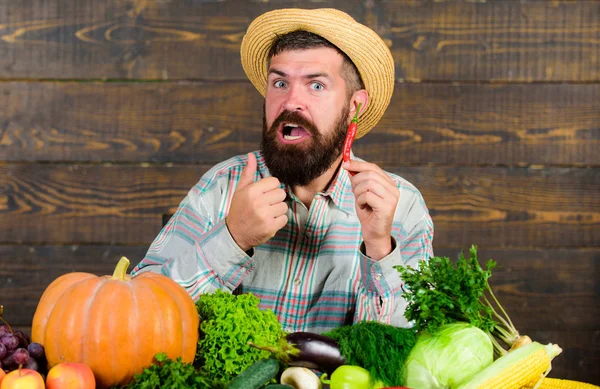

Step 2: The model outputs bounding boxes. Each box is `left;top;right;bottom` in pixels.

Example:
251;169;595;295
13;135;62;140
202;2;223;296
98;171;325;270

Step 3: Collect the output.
269;110;318;137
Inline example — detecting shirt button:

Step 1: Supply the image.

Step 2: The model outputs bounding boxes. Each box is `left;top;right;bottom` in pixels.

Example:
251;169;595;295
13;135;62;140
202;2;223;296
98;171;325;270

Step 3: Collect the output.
294;278;301;285
375;274;383;280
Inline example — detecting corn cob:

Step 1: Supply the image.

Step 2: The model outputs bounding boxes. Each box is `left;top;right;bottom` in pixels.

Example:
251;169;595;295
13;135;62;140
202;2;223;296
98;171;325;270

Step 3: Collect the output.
456;341;562;389
522;378;600;389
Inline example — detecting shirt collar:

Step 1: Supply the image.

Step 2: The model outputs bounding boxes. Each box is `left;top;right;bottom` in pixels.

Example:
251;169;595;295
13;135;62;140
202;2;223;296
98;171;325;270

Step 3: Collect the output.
254;150;356;215
321;159;355;215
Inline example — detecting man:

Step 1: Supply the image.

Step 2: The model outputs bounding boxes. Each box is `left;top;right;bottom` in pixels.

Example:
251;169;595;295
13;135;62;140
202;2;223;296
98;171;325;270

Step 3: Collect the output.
132;8;434;333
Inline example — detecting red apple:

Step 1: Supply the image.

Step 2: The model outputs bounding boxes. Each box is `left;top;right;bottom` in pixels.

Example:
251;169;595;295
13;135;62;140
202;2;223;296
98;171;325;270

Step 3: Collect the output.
45;362;95;389
0;368;45;389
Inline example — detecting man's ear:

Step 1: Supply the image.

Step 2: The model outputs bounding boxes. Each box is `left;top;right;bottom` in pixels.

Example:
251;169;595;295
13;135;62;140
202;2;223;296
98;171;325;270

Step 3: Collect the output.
349;89;369;120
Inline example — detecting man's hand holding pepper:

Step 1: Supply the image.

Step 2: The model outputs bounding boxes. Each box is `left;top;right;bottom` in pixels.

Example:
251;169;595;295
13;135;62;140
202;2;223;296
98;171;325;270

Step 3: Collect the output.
343;159;400;260
226;153;289;252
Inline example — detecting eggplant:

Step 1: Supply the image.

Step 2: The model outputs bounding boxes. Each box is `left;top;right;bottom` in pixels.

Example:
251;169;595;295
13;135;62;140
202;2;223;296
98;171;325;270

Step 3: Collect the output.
285;332;346;374
249;331;346;375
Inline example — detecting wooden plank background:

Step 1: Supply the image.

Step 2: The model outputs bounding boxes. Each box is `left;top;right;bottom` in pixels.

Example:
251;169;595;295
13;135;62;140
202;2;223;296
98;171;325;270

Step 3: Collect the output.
0;0;598;384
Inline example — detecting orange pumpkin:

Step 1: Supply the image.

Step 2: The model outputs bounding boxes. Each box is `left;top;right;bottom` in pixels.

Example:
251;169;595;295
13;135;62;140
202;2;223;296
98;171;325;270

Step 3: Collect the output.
31;257;199;389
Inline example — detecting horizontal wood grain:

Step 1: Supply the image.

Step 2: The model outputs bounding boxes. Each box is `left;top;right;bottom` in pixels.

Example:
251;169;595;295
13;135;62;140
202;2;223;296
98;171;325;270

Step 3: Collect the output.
433;247;600;332
379;1;600;82
0;164;208;244
1;164;598;247
1;82;598;165
0;0;598;385
0;1;598;81
405;166;599;248
0;0;363;80
1;245;598;383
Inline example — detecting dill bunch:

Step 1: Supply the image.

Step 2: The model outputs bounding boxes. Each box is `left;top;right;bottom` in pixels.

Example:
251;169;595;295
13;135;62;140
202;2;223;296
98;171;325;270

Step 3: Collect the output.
324;321;417;386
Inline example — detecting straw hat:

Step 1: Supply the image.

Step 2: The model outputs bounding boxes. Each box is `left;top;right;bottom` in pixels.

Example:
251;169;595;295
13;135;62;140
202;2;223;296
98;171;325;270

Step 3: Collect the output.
240;8;395;139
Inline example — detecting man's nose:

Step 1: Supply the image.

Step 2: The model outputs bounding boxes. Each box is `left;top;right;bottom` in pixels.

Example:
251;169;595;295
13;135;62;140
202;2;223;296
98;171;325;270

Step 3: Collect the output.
282;85;305;112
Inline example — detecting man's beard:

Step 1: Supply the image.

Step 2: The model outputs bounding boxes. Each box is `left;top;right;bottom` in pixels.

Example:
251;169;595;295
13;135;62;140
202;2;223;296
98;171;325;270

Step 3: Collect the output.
261;104;351;187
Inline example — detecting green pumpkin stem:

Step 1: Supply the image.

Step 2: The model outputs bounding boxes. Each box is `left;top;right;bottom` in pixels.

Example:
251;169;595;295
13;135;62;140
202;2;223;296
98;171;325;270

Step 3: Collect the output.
112;256;131;280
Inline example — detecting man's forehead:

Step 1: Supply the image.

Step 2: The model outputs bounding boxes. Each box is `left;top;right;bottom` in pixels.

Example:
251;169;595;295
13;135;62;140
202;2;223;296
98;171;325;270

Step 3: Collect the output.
267;47;345;75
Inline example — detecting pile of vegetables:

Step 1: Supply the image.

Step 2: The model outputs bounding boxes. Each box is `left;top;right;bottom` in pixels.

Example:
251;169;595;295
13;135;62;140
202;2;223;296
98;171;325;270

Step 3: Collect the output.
116;246;559;389
120;290;286;389
34;247;594;389
249;321;417;387
394;245;572;389
395;245;529;358
323;321;417;386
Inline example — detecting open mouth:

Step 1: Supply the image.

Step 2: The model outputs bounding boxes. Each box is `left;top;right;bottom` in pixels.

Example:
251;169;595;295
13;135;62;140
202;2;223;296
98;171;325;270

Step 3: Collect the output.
279;123;311;143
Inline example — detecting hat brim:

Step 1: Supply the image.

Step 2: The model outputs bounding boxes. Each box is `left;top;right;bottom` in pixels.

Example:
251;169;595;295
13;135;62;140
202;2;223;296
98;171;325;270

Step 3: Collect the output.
240;8;395;139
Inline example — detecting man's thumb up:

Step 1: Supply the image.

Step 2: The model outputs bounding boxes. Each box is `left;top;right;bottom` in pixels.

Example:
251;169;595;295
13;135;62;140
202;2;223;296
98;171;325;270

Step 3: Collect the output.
236;152;257;191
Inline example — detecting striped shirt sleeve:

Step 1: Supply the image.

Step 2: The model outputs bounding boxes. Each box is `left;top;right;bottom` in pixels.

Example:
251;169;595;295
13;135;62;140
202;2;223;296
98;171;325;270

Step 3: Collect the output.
131;159;255;300
353;177;435;327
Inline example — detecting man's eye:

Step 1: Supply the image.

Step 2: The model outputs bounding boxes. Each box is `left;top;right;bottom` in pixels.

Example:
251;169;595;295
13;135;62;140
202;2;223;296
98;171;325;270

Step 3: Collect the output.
310;82;324;91
274;80;287;88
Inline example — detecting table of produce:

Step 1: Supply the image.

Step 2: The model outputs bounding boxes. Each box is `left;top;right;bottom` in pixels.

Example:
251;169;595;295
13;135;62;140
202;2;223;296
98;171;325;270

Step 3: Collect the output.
0;247;598;389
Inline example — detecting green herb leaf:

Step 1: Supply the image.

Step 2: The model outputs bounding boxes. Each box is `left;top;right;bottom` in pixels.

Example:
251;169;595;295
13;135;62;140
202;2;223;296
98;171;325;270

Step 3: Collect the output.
121;352;216;389
194;290;285;385
395;245;518;356
323;321;417;386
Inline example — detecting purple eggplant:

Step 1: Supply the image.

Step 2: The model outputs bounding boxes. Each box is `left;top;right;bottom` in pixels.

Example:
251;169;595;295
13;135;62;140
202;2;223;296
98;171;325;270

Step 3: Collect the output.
285;332;346;374
249;331;346;374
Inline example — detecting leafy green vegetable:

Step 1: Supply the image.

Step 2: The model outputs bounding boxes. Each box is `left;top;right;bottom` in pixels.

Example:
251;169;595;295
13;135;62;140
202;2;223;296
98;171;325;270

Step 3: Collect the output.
395;245;523;357
122;352;216;389
194;290;285;386
323;321;417;386
403;322;493;389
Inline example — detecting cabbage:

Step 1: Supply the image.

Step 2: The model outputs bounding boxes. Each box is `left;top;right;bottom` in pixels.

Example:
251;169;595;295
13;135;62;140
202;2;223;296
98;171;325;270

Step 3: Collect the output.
403;322;493;389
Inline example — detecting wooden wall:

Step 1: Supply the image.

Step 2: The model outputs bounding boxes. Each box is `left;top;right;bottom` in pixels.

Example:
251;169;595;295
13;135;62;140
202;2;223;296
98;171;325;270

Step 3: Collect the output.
1;0;598;384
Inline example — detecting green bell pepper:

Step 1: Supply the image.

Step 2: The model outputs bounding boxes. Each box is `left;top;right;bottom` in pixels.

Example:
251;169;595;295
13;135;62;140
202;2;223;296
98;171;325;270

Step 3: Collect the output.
320;365;384;389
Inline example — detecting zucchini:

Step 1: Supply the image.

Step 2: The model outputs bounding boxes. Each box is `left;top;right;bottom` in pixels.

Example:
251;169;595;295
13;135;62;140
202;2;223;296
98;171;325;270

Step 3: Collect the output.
264;385;294;389
226;358;280;389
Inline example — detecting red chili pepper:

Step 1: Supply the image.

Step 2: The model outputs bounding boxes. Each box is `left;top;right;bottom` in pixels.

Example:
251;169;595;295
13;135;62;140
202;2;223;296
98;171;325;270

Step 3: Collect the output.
342;103;362;176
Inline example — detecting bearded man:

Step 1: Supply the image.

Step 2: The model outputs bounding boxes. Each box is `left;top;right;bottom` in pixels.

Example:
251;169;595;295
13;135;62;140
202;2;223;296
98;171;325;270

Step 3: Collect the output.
132;8;434;333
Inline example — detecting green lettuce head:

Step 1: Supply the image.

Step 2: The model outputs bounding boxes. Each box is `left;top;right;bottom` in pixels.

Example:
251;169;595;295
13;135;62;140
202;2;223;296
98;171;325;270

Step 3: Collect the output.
195;290;285;385
403;322;493;389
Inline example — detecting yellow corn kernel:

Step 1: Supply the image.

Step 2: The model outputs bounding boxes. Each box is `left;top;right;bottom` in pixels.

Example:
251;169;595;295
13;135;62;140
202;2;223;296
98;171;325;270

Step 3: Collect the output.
456;342;563;389
522;378;600;389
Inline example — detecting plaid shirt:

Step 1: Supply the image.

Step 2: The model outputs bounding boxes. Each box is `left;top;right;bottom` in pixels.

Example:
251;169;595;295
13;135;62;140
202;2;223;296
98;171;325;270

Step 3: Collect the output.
132;151;434;333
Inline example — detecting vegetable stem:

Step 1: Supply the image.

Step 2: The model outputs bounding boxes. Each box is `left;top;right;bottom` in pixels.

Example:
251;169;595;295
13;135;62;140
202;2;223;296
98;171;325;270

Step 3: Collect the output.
487;283;517;332
487;333;508;358
483;295;511;330
112;256;131;281
0;305;14;333
483;287;521;350
247;341;279;354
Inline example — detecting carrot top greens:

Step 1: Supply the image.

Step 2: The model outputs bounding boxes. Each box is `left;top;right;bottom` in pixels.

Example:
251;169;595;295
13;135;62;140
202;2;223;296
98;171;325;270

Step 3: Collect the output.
395;245;523;357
